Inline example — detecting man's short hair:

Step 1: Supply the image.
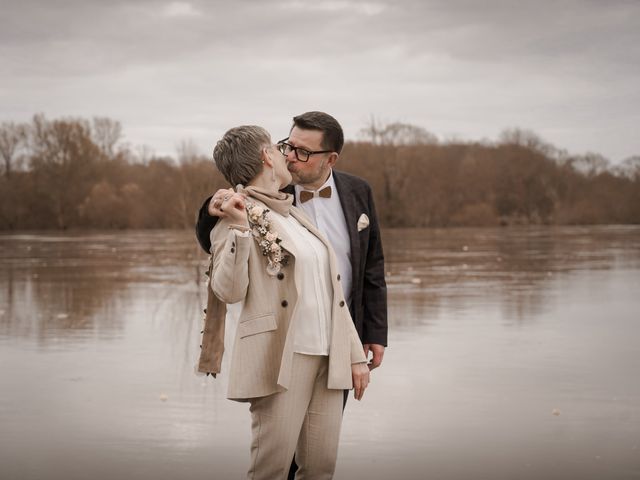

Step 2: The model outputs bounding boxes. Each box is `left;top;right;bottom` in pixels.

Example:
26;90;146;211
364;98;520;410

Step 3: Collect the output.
292;111;344;154
213;125;270;187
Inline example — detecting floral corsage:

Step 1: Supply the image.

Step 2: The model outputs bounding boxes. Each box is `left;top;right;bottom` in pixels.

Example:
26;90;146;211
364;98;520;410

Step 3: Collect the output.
245;200;289;276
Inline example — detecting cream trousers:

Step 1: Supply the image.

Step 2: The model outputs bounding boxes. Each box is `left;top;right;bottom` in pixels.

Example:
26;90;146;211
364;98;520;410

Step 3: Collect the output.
247;353;344;480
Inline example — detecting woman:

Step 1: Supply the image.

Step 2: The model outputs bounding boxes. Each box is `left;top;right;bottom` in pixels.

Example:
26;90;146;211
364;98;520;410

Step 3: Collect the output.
197;125;370;479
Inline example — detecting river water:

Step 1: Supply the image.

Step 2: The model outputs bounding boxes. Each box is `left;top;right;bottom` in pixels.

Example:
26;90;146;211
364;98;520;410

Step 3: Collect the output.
1;227;639;480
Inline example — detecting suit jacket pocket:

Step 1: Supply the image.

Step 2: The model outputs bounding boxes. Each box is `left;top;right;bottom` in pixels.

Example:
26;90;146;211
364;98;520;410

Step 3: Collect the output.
238;313;277;339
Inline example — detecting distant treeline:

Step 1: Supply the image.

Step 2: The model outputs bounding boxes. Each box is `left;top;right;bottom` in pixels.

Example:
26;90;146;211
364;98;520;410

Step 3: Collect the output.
1;115;639;230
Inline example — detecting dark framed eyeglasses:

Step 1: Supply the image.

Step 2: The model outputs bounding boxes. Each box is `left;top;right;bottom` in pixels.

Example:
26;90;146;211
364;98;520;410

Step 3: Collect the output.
277;138;333;162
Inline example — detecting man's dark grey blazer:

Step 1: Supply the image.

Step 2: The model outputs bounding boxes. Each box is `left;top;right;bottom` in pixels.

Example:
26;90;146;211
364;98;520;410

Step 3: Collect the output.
195;170;388;347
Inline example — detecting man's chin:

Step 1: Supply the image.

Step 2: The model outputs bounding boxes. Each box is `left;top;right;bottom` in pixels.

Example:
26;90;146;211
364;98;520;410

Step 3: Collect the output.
288;172;301;184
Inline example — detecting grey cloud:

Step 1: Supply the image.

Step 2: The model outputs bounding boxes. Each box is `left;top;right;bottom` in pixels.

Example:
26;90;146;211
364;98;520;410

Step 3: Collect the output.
1;0;638;161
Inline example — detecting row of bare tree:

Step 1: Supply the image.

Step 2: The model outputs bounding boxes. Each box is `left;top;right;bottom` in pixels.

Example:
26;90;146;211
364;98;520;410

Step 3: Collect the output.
1;115;639;230
346;125;640;226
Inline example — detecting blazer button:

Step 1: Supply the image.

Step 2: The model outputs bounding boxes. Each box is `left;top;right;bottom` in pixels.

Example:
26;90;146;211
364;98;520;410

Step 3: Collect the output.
277;272;285;280
339;300;345;307
230;247;235;253
281;300;288;308
337;274;341;281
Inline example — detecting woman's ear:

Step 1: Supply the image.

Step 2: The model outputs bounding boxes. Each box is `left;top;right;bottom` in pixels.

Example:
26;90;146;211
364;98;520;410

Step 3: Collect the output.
261;147;273;167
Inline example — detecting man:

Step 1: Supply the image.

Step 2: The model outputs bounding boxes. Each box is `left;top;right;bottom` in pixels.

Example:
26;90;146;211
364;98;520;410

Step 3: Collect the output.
196;111;387;368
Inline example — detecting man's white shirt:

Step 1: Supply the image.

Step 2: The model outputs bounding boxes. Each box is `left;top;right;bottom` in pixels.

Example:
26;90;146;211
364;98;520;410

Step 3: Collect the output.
294;170;353;307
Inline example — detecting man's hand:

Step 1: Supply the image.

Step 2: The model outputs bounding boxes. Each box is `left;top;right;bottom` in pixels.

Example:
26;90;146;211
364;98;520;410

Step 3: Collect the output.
363;344;385;371
351;362;370;401
207;188;235;217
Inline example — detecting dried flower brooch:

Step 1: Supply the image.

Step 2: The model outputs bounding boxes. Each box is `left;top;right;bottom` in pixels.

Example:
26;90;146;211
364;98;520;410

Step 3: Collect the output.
246;201;289;276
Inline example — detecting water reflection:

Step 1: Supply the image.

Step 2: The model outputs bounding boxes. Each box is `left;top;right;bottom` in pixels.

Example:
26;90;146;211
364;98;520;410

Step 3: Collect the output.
2;227;639;337
382;226;640;325
0;232;204;343
1;227;639;480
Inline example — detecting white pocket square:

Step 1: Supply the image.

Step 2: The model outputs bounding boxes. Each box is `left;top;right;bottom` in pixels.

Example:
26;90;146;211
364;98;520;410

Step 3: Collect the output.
357;213;369;232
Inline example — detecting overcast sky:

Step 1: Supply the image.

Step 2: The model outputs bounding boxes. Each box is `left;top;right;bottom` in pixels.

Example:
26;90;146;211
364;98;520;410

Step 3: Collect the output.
2;0;639;162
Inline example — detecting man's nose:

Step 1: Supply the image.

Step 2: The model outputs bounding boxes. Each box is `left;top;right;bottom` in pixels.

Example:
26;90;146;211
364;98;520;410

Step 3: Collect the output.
285;151;297;163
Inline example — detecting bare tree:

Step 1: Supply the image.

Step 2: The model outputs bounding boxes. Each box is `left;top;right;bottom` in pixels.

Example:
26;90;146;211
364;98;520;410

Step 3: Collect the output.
176;138;201;164
614;156;640;180
135;145;155;164
359;118;438;146
27;114;102;228
379;122;438;146
91;117;122;158
499;128;557;158
0;122;26;177
567;152;610;178
359;115;383;145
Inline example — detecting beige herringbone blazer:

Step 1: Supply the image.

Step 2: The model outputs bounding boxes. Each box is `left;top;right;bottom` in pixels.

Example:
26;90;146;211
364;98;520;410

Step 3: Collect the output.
198;198;367;402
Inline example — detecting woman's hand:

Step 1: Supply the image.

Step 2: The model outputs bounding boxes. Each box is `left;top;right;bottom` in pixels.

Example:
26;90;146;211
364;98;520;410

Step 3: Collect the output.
351;362;370;401
219;192;249;227
208;188;234;217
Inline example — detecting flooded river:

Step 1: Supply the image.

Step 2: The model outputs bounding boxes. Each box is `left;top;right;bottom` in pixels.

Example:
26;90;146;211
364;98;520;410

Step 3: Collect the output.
1;227;639;479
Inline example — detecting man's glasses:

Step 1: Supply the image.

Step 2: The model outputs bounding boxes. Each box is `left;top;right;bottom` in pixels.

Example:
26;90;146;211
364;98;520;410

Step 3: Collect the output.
277;138;333;162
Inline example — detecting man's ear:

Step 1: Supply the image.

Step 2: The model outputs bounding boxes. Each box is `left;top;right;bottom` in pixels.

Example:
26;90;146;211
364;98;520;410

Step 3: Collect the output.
327;152;339;168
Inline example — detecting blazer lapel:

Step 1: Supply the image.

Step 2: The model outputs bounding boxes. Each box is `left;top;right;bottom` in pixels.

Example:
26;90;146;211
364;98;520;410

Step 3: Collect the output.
248;197;299;261
333;172;360;290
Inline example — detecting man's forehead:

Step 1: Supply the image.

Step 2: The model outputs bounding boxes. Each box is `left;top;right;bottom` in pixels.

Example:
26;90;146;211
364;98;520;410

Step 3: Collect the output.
289;127;323;148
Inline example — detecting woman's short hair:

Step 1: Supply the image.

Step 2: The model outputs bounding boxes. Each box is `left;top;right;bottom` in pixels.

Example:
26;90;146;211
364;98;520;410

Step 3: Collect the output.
213;125;270;186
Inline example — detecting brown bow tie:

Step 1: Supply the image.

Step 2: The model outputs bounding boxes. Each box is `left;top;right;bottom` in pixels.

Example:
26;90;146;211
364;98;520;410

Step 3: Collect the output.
299;186;332;203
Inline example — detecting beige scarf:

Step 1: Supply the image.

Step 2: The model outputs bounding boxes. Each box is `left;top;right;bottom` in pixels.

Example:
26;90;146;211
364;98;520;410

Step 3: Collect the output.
238;185;293;216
